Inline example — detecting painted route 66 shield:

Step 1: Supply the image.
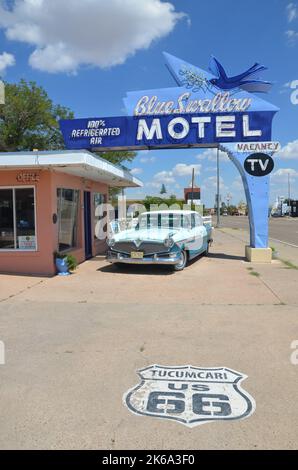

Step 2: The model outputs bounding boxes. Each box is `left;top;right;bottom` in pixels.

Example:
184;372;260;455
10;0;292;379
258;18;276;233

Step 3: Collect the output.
124;365;255;427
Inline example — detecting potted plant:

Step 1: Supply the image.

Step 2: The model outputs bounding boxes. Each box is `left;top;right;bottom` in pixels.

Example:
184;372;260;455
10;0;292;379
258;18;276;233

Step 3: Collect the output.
54;252;78;275
66;254;78;272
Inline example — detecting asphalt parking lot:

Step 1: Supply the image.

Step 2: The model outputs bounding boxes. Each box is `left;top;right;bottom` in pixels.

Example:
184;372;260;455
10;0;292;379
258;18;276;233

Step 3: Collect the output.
0;229;297;449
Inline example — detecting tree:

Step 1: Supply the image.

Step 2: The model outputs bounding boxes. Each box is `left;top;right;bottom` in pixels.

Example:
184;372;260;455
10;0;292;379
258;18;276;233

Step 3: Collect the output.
227;205;237;215
160;184;167;195
97;151;137;200
0;79;74;151
95;150;136;167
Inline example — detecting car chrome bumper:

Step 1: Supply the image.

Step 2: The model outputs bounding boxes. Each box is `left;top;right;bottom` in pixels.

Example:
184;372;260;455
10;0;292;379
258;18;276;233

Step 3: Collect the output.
107;251;182;265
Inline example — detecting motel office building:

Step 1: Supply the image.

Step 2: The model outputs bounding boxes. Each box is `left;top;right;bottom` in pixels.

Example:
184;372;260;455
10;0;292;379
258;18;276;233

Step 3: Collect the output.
0;151;141;276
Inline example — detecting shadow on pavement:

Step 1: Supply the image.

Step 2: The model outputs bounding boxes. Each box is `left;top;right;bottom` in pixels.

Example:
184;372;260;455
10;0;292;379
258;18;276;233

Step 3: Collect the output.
98;264;175;275
208;252;246;261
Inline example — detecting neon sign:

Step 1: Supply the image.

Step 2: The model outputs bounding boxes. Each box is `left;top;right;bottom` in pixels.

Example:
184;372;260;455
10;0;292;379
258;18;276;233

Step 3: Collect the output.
60;52;280;253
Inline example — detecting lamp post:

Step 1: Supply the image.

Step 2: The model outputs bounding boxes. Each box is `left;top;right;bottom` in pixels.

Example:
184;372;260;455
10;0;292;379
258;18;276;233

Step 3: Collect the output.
191;167;195;210
216;146;220;227
226;193;232;207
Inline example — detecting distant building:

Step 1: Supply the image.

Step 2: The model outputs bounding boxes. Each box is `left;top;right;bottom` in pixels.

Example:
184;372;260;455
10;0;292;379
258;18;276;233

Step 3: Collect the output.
237;201;247;216
290;200;298;217
184;180;201;205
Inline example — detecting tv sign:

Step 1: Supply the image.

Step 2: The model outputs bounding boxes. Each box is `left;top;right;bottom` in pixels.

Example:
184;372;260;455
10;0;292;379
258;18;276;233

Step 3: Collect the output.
244;153;274;176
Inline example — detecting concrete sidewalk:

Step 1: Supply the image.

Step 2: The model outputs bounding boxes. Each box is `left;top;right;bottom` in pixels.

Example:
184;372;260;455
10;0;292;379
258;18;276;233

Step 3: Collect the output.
220;225;298;266
0;229;297;449
1;229;295;306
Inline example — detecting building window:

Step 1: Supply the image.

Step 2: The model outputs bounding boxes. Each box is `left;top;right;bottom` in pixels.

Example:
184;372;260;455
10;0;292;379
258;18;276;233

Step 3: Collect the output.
57;188;80;252
94;193;106;239
0;187;36;250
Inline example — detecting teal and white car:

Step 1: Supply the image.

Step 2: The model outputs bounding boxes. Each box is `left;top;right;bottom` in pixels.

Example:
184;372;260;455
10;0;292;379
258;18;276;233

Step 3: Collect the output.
107;210;212;271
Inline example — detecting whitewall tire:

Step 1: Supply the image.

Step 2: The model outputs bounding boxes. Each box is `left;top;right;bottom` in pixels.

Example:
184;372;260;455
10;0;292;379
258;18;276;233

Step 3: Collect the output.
174;250;187;271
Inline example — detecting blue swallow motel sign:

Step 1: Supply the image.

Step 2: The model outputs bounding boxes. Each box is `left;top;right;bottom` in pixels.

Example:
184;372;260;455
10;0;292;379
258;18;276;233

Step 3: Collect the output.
60;53;280;259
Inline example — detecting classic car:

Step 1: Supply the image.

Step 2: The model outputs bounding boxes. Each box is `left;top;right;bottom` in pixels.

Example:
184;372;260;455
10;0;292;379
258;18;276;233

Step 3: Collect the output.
106;210;212;271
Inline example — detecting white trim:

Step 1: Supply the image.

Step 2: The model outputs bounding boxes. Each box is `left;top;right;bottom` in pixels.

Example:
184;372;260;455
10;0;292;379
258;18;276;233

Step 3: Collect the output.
12;187;16;249
0;150;142;188
0;185;37;252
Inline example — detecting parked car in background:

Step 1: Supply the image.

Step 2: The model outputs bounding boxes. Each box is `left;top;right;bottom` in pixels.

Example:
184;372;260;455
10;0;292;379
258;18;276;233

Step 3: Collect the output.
107;210;213;271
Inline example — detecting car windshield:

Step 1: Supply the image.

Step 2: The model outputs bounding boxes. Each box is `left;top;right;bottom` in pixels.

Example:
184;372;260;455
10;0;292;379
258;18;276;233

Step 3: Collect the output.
137;213;191;230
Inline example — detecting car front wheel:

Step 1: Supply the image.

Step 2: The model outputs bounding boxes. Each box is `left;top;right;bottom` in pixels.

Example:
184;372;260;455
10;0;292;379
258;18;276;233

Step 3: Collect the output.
174;249;187;271
205;241;210;256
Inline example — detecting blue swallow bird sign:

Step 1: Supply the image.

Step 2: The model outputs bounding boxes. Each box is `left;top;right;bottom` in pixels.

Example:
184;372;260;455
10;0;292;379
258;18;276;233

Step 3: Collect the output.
60;52;280;252
123;365;256;428
60;52;278;151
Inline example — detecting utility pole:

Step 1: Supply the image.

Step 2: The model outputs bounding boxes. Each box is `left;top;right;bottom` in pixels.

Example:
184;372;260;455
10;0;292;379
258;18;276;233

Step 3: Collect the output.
216;146;220;227
288;172;291;216
191;167;195;210
226;193;232;207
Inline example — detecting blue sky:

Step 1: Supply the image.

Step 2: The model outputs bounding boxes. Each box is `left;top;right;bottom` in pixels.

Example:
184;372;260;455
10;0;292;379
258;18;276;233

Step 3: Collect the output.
0;0;298;207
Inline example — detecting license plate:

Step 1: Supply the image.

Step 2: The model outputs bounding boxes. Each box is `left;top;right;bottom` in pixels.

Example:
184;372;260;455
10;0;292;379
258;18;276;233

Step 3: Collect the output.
131;251;144;259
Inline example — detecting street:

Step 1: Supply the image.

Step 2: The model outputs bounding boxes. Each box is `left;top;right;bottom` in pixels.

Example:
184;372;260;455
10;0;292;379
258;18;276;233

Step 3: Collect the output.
217;216;298;247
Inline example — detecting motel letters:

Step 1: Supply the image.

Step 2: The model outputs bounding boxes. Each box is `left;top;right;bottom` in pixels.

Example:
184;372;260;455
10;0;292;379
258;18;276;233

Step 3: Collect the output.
136;113;262;142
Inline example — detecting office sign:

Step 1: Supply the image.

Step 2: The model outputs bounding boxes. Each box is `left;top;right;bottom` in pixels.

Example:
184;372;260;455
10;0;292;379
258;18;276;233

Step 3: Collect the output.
124;365;255;428
244;153;274;176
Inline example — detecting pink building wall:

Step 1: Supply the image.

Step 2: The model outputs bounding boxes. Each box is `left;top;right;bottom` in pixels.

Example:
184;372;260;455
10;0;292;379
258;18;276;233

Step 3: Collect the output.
0;169;108;276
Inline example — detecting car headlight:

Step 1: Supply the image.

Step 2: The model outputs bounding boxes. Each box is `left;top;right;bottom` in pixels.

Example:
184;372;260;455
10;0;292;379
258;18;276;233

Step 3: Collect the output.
107;238;115;247
164;237;174;248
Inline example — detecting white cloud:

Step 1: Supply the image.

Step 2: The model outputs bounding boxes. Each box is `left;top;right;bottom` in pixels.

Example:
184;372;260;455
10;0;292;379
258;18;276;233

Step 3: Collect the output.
287;3;298;22
271;168;298;183
280;81;292;94
196;148;230;162
286;29;298;44
279;140;298;159
0;0;185;73
0;51;15;75
172;163;201;177
153;170;176;185
204;166;217;172
202;175;225;189
151;163;201;188
130;167;143;175
231;175;244;191
140;156;156;164
201;175;228;197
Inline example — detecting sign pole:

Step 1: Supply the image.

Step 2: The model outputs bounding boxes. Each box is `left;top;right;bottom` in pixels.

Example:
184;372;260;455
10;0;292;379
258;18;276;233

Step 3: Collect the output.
288;172;291;216
216;146;220;228
191;167;194;210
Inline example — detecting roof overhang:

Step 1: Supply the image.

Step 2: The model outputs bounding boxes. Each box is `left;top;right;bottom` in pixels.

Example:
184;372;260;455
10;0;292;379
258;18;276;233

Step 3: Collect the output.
0;150;142;188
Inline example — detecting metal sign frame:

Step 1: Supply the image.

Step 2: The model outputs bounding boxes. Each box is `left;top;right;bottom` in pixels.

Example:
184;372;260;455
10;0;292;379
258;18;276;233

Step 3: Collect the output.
60;53;280;251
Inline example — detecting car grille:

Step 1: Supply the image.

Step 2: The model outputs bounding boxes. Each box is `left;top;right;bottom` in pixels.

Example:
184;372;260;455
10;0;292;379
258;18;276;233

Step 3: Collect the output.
112;241;168;255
